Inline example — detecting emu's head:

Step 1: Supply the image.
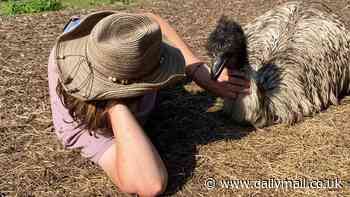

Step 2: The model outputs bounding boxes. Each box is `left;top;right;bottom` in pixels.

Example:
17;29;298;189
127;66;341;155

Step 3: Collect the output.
207;16;267;128
206;15;248;73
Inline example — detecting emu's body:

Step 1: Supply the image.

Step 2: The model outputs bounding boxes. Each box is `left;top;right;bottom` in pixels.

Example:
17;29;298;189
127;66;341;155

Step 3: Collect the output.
207;1;350;128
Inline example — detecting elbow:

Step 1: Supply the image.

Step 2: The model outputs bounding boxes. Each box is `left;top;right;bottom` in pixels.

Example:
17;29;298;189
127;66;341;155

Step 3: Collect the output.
118;180;167;197
116;173;168;197
137;180;167;197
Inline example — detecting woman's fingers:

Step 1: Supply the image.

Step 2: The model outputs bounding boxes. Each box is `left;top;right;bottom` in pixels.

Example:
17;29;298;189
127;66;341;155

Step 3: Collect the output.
228;84;251;94
220;82;250;94
227;69;246;77
228;92;238;99
213;81;250;99
218;68;250;87
218;74;250;88
217;87;237;99
228;77;250;87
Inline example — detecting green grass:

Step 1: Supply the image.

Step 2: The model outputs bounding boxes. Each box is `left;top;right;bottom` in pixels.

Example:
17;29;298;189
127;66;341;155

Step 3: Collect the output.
60;0;134;9
1;0;62;15
0;0;135;16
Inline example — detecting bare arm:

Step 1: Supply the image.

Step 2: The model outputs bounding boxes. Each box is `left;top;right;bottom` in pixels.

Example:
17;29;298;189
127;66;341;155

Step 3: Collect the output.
99;103;167;196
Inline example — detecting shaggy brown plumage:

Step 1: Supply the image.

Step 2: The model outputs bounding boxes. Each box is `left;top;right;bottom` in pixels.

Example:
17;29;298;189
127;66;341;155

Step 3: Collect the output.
207;1;350;128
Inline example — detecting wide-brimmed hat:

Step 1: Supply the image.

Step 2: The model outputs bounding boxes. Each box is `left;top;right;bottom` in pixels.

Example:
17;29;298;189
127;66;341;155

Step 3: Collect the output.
54;11;186;101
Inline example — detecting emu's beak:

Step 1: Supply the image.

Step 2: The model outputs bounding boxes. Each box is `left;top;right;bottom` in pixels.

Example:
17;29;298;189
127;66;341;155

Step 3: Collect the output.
211;55;228;80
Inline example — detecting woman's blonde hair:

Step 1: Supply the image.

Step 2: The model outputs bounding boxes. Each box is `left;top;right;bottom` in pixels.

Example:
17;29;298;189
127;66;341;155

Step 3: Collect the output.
56;80;140;136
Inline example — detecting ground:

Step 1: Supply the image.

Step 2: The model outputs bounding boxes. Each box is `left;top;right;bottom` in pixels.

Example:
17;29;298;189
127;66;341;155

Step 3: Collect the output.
1;0;350;196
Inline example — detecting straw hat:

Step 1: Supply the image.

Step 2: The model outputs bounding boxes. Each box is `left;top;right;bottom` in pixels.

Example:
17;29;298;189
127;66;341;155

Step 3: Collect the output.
54;11;186;101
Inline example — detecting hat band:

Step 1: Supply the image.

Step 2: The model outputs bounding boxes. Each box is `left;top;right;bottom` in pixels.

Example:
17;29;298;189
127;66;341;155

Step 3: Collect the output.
58;45;166;87
93;54;166;85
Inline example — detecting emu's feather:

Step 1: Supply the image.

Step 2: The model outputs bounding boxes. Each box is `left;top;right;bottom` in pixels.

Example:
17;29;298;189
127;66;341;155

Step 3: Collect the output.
207;1;350;128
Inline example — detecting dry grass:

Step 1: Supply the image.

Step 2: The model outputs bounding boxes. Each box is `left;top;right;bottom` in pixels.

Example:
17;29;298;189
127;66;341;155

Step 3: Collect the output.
1;0;350;196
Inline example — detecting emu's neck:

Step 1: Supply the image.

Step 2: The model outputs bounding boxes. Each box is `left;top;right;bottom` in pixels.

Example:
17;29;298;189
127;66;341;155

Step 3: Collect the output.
221;64;269;127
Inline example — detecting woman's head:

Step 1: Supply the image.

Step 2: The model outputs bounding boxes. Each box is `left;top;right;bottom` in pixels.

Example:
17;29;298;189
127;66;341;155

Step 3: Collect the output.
54;11;188;133
55;11;186;101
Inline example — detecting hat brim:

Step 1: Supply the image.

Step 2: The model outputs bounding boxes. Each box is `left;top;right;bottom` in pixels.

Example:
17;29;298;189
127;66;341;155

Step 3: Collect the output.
55;11;186;101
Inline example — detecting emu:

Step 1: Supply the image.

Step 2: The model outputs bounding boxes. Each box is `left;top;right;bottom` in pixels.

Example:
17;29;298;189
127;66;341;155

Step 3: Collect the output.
207;1;350;128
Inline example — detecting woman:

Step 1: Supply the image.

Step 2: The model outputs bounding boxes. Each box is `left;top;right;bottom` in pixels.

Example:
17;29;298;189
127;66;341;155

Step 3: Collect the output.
48;11;250;196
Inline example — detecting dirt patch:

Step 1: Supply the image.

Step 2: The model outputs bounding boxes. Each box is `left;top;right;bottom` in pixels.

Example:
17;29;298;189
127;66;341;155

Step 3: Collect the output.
1;0;350;196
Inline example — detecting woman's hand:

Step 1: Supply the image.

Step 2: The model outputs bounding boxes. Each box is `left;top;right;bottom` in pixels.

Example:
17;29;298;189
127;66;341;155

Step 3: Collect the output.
190;64;251;99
